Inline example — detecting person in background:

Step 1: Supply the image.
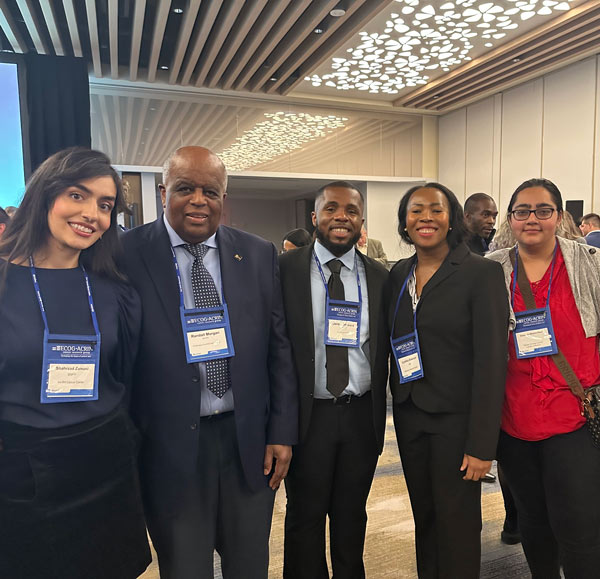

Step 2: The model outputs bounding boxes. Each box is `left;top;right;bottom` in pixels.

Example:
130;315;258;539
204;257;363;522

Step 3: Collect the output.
464;193;498;256
488;178;600;579
388;183;509;578
120;146;298;579
0;147;151;579
4;206;18;218
356;225;388;266
282;228;312;252
280;182;389;578
579;213;600;248
0;207;9;238
559;211;586;243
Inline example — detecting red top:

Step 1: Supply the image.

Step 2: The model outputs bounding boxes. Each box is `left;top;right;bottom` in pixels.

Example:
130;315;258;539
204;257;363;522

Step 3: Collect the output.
504;247;600;441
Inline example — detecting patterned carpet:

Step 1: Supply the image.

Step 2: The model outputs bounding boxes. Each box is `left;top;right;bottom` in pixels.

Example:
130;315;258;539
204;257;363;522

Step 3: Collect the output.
140;408;532;578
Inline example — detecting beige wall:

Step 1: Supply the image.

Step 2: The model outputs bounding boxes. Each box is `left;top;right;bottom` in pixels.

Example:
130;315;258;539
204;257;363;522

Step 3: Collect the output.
438;56;600;214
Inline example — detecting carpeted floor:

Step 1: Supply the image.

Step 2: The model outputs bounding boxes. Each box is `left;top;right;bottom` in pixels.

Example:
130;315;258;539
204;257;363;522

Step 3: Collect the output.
140;407;532;578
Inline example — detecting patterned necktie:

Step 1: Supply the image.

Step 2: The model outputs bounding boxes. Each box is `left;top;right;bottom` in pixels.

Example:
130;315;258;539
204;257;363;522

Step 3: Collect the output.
184;243;230;398
326;259;349;397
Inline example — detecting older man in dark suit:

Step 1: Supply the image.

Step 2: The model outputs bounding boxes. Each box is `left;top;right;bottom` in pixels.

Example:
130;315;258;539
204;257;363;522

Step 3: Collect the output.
121;146;298;579
279;181;389;579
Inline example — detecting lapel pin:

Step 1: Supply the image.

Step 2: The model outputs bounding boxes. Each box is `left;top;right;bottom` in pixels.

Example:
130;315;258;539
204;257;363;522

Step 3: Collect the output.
234;254;243;261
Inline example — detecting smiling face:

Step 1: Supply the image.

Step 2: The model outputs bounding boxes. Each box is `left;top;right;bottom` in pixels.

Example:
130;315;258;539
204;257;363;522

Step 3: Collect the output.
312;186;364;257
405;187;451;252
160;147;227;244
509;186;561;251
46;176;116;258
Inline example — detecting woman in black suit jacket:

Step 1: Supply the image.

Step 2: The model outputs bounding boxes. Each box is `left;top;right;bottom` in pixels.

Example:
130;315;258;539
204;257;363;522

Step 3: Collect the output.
388;183;509;579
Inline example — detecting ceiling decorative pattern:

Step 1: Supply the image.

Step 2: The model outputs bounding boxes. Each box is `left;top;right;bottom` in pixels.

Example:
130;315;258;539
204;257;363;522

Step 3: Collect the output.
305;0;574;95
219;112;348;170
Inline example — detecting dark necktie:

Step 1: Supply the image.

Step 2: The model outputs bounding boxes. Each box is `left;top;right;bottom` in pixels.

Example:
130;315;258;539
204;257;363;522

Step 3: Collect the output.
326;259;349;397
184;243;230;398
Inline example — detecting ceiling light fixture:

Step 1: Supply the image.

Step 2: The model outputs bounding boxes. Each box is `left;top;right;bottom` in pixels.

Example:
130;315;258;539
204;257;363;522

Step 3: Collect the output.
512;56;521;63
330;8;346;17
172;8;183;14
160;65;169;70
314;27;324;34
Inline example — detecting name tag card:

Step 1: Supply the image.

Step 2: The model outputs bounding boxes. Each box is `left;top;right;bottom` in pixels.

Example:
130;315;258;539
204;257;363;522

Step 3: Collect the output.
324;298;361;348
391;332;424;383
513;307;558;359
41;333;100;403
180;304;235;363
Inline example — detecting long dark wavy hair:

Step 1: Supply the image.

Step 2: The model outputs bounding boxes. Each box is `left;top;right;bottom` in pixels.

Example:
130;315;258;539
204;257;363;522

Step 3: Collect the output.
0;147;126;287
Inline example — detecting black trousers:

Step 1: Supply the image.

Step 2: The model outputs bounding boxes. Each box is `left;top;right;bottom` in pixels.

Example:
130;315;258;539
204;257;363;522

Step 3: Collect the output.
147;413;275;579
394;399;482;579
497;427;600;579
284;392;379;579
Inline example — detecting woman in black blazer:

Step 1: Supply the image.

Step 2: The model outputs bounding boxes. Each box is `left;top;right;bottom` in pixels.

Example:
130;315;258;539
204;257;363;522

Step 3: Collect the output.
388;183;509;579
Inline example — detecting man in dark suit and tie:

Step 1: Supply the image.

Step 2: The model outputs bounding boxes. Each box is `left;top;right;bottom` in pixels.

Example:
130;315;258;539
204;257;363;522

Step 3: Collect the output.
121;146;298;579
279;182;389;578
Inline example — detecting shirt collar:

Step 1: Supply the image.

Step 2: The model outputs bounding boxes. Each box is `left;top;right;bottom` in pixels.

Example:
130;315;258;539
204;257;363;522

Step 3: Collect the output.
163;214;218;249
314;239;356;271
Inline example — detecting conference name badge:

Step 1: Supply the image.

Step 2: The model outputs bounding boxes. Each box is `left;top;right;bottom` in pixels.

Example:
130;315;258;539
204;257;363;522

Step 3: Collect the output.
41;332;100;403
391;331;424;383
513;307;558;359
324;298;361;348
180;304;235;363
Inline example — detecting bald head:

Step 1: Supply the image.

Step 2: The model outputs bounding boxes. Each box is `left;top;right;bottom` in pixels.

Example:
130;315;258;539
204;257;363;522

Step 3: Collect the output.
159;146;228;244
163;146;228;189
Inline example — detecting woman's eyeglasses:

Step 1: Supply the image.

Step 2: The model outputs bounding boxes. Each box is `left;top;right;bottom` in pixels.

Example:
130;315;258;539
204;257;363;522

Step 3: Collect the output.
510;208;556;221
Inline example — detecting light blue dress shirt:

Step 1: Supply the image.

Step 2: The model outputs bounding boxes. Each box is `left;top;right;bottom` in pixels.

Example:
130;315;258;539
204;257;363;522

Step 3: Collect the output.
311;240;371;399
163;215;234;416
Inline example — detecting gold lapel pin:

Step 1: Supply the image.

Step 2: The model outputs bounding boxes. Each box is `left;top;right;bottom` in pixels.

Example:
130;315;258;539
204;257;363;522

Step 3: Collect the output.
234;254;243;261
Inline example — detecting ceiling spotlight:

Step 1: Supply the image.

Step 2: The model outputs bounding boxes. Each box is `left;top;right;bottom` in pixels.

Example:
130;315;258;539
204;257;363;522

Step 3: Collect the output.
160;65;169;70
172;8;183;14
330;8;346;17
314;27;324;34
433;94;440;99
512;57;521;63
270;75;279;82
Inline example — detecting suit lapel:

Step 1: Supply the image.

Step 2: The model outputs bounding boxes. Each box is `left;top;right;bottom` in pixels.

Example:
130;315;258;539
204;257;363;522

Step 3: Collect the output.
215;226;243;340
418;243;469;305
297;245;316;357
139;218;181;335
359;253;382;371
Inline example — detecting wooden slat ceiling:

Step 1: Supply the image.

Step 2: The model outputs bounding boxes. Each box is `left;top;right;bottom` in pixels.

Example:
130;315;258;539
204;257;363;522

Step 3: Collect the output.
0;0;597;114
0;0;395;93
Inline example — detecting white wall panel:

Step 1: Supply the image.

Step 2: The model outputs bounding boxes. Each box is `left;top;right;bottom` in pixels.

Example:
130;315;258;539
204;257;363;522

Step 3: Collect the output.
542;58;596;209
465;96;495;199
500;78;544;205
438;108;466;199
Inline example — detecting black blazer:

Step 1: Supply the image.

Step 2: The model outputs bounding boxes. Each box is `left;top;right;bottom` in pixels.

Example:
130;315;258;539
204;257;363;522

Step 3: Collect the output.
387;242;509;460
120;219;298;517
279;244;389;453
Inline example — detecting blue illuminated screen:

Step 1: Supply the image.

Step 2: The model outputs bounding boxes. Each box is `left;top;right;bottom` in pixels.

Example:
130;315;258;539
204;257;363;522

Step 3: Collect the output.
0;62;26;209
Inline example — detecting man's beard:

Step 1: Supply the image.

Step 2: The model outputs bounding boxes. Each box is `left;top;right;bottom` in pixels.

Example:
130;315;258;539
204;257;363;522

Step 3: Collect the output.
315;226;361;257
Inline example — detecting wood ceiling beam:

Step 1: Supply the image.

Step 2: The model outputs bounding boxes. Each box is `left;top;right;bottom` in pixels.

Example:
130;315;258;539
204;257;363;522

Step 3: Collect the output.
84;0;102;77
147;0;172;83
39;0;64;55
129;0;146;81
108;0;118;78
62;0;82;57
15;0;49;54
0;1;27;53
168;0;201;84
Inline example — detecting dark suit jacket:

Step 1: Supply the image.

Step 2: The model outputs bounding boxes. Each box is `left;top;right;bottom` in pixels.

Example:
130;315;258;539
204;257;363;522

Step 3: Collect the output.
387;242;509;460
121;219;298;517
279;244;389;453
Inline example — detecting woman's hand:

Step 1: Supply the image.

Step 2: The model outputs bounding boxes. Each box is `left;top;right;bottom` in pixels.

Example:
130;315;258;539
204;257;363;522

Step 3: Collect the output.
460;454;492;481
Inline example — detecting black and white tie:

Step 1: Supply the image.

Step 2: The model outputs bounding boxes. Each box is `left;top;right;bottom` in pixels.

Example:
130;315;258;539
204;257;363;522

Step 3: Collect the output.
184;243;231;398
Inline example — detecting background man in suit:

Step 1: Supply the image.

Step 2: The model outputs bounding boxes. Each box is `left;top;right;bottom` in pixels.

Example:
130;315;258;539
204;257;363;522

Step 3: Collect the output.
464;193;498;256
356;225;388;266
579;212;600;248
279;182;389;578
121;146;298;579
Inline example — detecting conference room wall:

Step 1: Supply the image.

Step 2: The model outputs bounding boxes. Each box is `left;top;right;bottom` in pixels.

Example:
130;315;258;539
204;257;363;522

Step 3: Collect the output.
438;56;600;214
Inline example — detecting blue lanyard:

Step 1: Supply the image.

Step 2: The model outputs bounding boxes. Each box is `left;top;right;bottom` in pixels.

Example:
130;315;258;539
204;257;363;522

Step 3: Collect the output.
313;251;362;304
169;245;225;308
391;263;418;338
29;257;100;335
511;241;558;311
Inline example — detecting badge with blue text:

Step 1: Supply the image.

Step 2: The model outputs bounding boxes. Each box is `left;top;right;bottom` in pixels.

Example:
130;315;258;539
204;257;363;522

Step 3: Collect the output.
391;331;424;383
325;298;361;348
513;307;558;359
180;304;235;363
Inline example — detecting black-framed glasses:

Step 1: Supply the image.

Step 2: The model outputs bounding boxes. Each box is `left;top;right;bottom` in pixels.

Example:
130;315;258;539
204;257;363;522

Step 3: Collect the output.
510;208;556;221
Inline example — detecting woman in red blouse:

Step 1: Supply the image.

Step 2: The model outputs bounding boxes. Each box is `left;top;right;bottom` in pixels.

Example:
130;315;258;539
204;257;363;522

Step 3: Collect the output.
488;178;600;579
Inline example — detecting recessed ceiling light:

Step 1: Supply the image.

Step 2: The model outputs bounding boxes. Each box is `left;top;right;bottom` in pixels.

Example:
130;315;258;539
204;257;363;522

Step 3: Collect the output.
330;8;346;17
172;8;183;14
512;57;521;63
314;27;324;34
270;75;278;81
433;94;440;99
160;65;169;70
